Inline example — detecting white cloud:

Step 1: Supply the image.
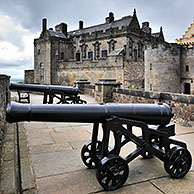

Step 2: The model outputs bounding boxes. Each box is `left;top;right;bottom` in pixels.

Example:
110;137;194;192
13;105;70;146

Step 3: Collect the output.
0;12;39;79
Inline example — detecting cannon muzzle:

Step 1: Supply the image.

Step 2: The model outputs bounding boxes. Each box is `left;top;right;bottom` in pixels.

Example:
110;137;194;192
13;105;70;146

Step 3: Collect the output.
6;102;173;125
9;83;80;95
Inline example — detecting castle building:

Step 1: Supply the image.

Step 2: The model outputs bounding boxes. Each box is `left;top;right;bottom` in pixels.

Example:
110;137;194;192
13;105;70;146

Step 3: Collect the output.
34;9;164;88
175;20;194;46
145;44;194;95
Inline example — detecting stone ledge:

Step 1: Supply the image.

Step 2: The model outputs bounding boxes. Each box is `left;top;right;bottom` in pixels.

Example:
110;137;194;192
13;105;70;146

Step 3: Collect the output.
0;123;36;193
113;88;194;104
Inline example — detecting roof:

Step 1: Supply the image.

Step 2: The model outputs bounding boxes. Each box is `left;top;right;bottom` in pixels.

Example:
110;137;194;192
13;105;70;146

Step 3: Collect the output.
68;16;133;36
48;30;68;39
152;32;160;38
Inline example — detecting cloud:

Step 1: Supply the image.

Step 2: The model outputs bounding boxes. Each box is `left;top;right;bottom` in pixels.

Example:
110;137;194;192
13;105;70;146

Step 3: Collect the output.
0;12;38;79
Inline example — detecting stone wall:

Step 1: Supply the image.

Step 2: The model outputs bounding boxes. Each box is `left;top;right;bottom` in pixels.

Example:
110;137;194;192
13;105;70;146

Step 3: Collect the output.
112;88;194;125
0;74;10;158
181;46;194;94
24;70;34;84
34;39;51;84
83;84;95;97
56;55;124;86
145;43;181;93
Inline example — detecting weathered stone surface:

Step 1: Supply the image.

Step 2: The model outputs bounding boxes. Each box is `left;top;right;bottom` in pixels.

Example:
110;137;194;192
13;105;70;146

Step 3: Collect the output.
31;150;85;178
112;89;194;125
30;142;72;155
125;157;167;185
36;170;101;194
21;158;36;190
0;161;15;193
151;172;194;194
100;181;163;194
50;128;91;143
26;131;55;146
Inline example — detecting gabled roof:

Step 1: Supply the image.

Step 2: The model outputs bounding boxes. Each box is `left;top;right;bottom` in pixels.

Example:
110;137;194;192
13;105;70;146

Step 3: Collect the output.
68;16;133;36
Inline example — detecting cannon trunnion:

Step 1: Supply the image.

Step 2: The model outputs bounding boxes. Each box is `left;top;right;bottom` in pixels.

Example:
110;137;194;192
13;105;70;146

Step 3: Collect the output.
6;102;192;191
9;83;86;104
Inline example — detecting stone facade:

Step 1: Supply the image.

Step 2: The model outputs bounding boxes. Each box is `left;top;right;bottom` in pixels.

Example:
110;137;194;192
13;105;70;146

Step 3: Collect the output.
24;70;34;84
112;88;194;125
33;10;164;88
0;74;10;158
145;42;194;94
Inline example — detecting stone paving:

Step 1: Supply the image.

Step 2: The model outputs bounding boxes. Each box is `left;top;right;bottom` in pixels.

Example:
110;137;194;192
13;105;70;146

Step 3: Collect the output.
1;93;194;193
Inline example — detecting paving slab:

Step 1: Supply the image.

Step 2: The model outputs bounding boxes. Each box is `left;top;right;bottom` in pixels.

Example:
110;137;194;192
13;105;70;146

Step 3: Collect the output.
151;171;194;194
21;158;36;191
26;131;55;146
31;149;85;178
36;170;101;194
24;122;48;130
50;128;91;143
175;124;194;135
125;157;167;185
100;181;163;194
30;142;72;155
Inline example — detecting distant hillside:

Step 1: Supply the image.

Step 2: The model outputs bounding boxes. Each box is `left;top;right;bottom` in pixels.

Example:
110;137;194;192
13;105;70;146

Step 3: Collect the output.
10;79;24;84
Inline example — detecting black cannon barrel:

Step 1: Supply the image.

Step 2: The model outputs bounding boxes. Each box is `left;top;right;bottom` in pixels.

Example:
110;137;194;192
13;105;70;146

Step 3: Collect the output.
9;83;80;95
6;102;173;125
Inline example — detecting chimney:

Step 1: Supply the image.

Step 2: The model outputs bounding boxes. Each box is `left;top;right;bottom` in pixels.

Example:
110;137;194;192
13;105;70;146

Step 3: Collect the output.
55;23;68;35
106;12;114;23
79;20;84;30
42;18;47;33
142;21;151;34
62;23;68;35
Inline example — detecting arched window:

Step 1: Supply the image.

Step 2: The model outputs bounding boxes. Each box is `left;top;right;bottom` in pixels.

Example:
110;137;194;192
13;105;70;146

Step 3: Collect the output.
61;52;64;60
76;51;80;61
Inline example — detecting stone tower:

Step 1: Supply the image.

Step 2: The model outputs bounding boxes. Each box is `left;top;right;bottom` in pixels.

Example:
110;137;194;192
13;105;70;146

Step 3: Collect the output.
34;18;73;84
145;43;181;93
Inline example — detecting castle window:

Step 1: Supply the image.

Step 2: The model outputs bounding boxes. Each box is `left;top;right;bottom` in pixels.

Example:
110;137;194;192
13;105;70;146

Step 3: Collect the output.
38;49;40;55
61;52;64;60
186;65;189;72
88;51;93;60
101;50;107;58
81;44;88;59
134;49;138;62
93;41;101;59
108;39;116;53
40;63;44;82
55;50;58;55
150;63;152;70
76;52;80;61
150;84;152;91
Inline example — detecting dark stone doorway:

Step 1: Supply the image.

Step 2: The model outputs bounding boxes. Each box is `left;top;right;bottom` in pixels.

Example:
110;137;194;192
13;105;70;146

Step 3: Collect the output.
184;83;190;94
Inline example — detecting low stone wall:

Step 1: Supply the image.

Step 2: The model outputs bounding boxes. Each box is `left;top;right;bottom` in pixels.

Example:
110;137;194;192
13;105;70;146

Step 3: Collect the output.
112;88;194;125
0;75;10;158
83;84;95;97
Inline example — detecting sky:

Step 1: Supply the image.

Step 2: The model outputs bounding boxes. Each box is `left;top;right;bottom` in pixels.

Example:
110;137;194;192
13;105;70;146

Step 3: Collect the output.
0;0;194;80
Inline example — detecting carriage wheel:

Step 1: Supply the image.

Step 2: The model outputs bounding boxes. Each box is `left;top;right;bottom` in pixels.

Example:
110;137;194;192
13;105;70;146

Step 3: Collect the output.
164;146;192;178
96;155;129;191
81;140;102;169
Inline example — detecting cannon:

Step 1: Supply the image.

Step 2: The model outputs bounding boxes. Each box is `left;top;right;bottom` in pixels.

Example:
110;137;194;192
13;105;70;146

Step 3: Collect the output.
6;102;192;191
9;83;87;104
